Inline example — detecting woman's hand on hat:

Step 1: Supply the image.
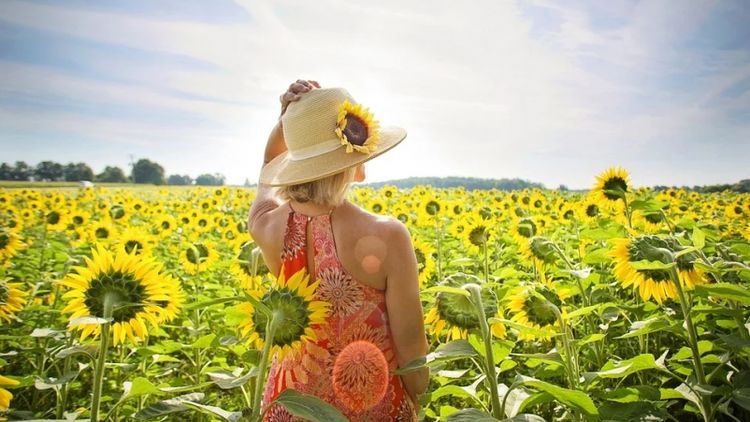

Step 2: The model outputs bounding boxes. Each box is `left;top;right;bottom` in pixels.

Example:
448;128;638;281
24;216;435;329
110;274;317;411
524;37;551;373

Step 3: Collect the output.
280;79;320;115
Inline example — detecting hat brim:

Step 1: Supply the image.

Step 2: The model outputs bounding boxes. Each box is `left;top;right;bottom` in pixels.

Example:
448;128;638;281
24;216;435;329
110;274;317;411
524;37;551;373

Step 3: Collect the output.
259;126;406;187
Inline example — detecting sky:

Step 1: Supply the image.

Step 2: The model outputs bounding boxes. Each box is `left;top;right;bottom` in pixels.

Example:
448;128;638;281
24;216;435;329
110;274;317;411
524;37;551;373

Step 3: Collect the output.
0;0;749;189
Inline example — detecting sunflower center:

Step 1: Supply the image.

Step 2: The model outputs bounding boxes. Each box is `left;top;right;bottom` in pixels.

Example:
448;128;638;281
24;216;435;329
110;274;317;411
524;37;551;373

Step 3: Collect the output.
628;236;673;281
46;211;60;225
344;114;369;146
84;270;146;322
603;177;628;200
523;294;558;327
517;218;537;238
563;210;574;220
125;240;144;254
73;216;84;225
644;213;663;224
253;289;311;347
586;204;599;217
161;220;171;230
372;204;383;213
468;226;488;247
186;243;209;264
425;200;440;216
110;205;125;220
0;231;9;249
414;248;426;271
95;227;110;239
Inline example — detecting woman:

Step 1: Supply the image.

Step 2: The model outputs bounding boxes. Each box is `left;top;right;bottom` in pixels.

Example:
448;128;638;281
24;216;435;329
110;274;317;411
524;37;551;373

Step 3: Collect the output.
248;80;429;421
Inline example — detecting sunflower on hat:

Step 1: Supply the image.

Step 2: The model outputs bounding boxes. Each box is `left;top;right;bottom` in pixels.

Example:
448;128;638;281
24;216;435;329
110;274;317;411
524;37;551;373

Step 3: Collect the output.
335;100;380;154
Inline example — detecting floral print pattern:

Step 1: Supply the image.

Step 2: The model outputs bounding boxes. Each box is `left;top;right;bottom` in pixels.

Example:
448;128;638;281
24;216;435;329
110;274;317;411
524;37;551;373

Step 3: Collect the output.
262;205;416;421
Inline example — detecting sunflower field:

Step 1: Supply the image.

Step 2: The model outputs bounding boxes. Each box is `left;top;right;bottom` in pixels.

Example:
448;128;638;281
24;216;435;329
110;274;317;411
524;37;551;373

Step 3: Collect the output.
1;168;749;421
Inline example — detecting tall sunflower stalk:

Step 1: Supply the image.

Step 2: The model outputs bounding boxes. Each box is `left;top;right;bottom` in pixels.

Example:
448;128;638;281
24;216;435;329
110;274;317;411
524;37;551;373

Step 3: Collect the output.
464;283;502;419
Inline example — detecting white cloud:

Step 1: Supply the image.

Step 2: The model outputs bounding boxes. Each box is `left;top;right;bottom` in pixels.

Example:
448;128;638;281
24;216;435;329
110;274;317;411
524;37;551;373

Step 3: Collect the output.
0;0;748;188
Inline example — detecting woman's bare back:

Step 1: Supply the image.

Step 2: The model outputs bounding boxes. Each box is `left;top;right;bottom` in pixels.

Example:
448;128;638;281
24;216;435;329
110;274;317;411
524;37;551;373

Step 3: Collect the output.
254;199;398;291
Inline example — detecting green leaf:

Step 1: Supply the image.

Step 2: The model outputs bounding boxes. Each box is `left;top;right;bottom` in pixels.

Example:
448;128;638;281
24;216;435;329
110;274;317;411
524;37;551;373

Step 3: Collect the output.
694;283;750;305
122;377;164;400
732;387;750;411
599;401;668;421
423;285;471;297
602;385;660;403
134;393;204;419
394;340;479;374
444;408;496;421
55;344;97;361
207;369;254;389
182;401;242;422
616;317;676;339
691;228;706;250
184;296;242;311
272;389;348;422
190;333;216;349
515;375;598;419
565;304;600;320
574;333;606;347
30;328;65;338
584;354;664;382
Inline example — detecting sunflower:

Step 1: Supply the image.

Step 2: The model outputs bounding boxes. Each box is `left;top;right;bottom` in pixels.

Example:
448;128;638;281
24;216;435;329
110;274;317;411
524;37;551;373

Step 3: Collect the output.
236;265;329;360
58;245;184;346
634;210;666;233
0;373;19;411
115;228;154;256
593;167;631;206
153;214;177;236
368;198;387;215
44;208;68;231
725;202;745;219
0;228;25;265
412;237;436;286
335;100;380;154
462;216;495;256
179;240;218;274
608;235;705;304
89;220;116;244
507;284;563;341
424;273;505;341
66;210;91;231
0;279;27;323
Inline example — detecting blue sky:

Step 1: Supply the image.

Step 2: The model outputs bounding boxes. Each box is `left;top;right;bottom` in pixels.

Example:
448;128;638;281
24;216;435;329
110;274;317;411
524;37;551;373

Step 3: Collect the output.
1;0;748;188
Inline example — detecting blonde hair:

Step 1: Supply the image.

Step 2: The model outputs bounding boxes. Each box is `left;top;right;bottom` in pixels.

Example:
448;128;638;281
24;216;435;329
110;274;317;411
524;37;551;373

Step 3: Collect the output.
277;166;357;208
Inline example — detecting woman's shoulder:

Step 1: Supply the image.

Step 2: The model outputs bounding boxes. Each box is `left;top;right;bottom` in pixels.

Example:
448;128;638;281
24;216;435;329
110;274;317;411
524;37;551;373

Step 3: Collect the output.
343;202;412;246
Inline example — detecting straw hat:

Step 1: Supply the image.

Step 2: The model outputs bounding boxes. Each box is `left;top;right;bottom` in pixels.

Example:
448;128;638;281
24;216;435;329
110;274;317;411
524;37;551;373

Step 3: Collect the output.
259;87;406;186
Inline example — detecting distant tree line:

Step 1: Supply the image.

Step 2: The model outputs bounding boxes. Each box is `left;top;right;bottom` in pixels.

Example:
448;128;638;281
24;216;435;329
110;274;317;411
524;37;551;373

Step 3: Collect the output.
0;159;226;186
653;179;750;193
367;176;546;191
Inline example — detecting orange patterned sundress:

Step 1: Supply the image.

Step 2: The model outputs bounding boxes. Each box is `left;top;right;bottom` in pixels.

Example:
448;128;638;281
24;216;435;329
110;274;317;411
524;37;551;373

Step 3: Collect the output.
261;203;417;421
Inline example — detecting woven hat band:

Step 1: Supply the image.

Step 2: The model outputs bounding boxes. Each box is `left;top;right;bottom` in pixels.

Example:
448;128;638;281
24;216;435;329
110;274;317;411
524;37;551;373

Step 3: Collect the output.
287;138;343;161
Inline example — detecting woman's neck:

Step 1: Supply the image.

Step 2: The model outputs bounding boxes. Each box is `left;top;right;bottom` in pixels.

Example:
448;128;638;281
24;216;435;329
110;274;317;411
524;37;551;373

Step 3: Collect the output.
289;199;345;216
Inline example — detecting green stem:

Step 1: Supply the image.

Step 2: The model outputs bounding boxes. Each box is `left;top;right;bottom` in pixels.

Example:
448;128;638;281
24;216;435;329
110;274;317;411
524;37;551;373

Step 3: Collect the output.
466;284;502;419
56;335;74;419
622;195;633;230
251;312;279;421
91;293;116;421
669;266;713;421
436;218;443;282
552;305;578;390
483;240;489;284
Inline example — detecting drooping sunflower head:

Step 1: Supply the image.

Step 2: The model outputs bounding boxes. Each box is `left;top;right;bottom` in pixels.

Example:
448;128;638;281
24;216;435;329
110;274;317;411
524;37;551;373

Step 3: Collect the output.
0;279;28;323
238;266;329;360
593;167;631;204
608;235;705;304
58;245;183;346
425;273;501;340
507;284;563;340
180;240;217;274
335;100;380;154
